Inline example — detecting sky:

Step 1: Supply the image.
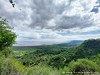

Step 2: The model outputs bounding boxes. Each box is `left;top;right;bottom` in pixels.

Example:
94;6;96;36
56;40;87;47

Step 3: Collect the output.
0;0;100;46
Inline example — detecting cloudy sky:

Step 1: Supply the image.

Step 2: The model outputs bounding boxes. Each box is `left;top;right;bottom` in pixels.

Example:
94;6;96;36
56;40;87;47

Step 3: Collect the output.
0;0;100;46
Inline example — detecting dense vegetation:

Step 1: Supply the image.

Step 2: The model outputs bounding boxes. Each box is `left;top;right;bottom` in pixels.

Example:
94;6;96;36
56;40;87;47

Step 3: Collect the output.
0;18;100;75
16;39;100;69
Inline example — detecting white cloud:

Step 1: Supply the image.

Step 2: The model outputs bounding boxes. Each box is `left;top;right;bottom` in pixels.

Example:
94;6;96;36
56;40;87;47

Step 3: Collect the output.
0;0;100;45
29;0;98;31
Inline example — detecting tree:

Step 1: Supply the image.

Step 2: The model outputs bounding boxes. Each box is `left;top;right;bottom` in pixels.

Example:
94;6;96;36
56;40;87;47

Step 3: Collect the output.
0;18;16;51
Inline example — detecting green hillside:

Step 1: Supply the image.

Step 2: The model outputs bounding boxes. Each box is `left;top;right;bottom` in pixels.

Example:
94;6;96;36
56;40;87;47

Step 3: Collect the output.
17;39;100;69
1;38;100;75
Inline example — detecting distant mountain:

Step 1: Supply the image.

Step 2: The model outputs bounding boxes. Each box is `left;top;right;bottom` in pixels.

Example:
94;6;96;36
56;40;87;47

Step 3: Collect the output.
53;40;83;47
12;40;83;50
67;40;83;45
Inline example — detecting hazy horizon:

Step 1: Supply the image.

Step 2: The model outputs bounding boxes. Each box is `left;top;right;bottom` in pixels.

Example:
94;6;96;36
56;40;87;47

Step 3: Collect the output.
14;39;84;46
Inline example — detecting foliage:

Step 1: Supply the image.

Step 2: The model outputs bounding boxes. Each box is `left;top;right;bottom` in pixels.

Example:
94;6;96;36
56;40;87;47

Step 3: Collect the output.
81;39;100;48
0;54;60;75
68;59;100;75
74;39;100;59
19;47;66;66
1;47;13;57
16;39;100;69
90;54;100;67
0;18;16;51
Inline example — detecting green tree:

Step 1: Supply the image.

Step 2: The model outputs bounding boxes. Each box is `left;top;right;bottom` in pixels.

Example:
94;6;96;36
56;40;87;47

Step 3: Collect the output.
0;18;16;51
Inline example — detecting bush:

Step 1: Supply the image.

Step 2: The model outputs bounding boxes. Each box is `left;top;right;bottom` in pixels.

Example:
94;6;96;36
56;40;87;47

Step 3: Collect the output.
67;59;100;75
90;54;100;67
0;57;32;75
2;47;12;57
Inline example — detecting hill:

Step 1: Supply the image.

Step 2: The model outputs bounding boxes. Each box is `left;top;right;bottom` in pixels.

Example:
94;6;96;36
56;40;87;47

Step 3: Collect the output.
81;39;100;48
74;39;100;58
1;39;100;75
16;39;100;68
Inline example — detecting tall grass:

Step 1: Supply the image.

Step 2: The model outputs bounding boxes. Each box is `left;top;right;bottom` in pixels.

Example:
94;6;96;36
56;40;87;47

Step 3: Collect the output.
0;57;62;75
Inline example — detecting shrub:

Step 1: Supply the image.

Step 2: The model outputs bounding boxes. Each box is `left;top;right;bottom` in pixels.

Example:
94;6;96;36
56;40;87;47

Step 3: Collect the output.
67;59;100;75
